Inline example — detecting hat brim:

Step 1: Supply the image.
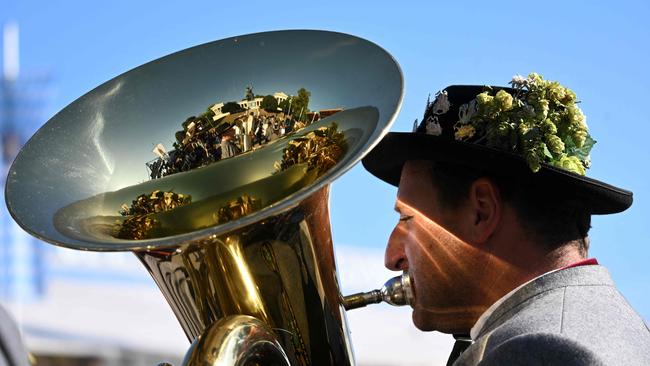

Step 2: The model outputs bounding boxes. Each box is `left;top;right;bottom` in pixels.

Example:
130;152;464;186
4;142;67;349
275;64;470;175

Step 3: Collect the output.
361;132;632;214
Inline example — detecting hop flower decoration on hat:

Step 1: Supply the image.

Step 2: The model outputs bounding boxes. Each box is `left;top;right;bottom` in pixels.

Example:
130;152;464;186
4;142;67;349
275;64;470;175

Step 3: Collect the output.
362;73;633;214
451;73;594;175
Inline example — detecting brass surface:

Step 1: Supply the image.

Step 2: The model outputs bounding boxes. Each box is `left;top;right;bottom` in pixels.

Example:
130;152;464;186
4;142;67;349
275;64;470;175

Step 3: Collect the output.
181;315;290;366
137;187;354;365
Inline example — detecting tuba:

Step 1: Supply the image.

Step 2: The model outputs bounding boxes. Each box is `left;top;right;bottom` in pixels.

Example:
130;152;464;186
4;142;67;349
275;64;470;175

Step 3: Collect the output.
5;30;410;365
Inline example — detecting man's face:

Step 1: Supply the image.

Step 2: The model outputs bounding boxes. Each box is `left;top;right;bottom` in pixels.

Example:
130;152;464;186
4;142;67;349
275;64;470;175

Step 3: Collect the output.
386;161;491;333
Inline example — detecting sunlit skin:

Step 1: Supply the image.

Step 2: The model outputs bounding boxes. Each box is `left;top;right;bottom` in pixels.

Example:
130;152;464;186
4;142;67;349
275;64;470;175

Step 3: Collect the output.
385;161;584;334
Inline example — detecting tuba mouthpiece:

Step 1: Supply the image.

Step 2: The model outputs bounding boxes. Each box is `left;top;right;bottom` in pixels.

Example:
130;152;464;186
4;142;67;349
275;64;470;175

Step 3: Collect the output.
343;271;414;310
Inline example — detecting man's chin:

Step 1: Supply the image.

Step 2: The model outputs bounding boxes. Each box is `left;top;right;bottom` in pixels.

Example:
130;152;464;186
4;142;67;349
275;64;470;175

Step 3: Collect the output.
412;309;436;331
412;308;474;334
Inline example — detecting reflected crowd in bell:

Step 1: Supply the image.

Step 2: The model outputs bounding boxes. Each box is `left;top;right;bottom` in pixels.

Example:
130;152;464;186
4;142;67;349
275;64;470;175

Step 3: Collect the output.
146;86;321;181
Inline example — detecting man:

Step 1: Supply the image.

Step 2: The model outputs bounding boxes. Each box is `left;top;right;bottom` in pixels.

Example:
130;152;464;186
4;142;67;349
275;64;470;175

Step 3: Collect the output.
219;128;240;160
362;74;650;365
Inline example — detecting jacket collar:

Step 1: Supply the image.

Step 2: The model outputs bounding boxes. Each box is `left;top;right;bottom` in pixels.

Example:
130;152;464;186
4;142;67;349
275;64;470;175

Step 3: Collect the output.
471;265;614;340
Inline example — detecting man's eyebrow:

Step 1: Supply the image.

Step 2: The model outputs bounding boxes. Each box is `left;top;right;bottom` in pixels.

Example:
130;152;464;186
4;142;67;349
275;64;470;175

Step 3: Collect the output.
394;204;401;213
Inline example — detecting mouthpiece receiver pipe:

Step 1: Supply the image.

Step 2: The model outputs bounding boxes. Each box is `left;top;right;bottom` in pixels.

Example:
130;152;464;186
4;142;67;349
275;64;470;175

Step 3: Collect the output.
342;272;414;310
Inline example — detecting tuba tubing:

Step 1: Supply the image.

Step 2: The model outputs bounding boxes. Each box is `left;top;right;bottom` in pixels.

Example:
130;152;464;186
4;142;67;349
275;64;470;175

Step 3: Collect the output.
181;315;290;366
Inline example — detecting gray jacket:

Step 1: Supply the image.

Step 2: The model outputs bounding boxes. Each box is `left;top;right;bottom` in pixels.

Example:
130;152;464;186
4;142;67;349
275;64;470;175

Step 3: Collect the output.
455;265;650;365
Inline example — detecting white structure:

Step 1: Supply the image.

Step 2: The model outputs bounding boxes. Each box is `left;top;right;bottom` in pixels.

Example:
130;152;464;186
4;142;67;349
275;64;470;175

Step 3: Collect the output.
209;91;289;115
273;92;288;104
211;111;230;121
3;23;19;81
209;102;224;114
238;97;263;110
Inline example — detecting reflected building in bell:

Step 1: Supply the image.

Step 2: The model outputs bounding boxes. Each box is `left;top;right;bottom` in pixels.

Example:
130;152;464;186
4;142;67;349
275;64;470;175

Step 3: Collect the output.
210;91;290;116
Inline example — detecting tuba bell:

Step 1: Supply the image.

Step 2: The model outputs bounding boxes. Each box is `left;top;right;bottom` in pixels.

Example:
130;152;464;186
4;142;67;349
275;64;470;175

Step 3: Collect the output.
5;30;410;365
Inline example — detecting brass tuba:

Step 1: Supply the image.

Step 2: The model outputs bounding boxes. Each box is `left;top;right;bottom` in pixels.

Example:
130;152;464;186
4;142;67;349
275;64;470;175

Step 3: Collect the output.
5;30;409;365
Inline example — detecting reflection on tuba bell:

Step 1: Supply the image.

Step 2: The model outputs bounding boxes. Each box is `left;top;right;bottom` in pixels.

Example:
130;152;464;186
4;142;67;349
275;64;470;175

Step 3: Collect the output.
5;30;409;365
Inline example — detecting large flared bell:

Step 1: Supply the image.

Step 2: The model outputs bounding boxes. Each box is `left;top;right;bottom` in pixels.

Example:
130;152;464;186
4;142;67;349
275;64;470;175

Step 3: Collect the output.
5;30;404;366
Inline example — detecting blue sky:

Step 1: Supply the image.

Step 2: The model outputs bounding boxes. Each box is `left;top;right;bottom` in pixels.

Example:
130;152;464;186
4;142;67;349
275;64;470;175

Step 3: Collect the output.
2;0;649;323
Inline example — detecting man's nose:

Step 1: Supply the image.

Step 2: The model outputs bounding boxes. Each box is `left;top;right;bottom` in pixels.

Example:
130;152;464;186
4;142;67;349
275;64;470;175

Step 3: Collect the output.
385;226;407;271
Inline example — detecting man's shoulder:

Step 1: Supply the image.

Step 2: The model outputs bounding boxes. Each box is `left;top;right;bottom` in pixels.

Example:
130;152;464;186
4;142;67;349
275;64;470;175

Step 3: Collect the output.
478;265;646;336
486;286;650;365
475;332;607;365
461;329;650;366
459;265;650;365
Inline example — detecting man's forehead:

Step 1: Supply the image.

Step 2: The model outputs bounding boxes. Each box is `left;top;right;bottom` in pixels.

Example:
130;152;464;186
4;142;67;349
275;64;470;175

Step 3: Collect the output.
396;160;435;204
398;160;433;185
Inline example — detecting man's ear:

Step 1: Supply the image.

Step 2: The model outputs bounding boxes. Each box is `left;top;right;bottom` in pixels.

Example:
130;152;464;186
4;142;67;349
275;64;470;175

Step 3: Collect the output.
467;177;502;243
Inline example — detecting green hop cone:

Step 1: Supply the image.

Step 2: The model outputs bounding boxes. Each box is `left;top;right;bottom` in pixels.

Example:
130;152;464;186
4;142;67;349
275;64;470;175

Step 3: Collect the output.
561;89;577;104
545;134;565;154
495;90;514;111
552;155;586;176
546;81;567;102
476;91;493;105
566;105;588;148
535;99;550;120
542;118;557;135
528;72;544;85
476;92;495;115
573;129;588;149
517;118;532;136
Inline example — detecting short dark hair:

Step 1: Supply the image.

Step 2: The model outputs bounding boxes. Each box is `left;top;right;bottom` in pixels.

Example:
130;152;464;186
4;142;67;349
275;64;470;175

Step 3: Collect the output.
428;162;591;256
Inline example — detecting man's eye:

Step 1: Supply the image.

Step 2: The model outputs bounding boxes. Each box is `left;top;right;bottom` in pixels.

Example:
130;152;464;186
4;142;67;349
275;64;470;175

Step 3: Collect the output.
399;215;413;222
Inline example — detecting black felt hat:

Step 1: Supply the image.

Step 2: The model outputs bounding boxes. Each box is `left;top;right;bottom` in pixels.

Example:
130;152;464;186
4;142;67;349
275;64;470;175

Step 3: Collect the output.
362;84;633;214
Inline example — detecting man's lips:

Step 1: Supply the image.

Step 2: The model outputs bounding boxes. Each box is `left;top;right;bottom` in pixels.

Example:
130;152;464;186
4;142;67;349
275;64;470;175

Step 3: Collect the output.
406;271;416;306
